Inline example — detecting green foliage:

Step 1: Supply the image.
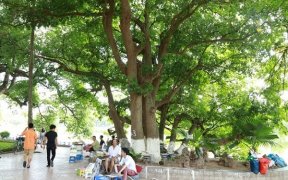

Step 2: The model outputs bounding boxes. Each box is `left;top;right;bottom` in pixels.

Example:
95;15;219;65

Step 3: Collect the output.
128;79;154;95
0;140;15;152
34;111;56;132
129;148;142;162
0;131;10;139
8;81;40;106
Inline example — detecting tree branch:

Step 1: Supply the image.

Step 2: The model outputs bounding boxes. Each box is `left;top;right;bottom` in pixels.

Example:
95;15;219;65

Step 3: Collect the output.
152;0;209;96
174;31;258;55
102;0;127;75
0;71;9;93
120;0;140;81
3;91;27;106
40;9;103;18
158;0;209;61
12;69;28;78
62;102;81;121
156;58;203;108
36;54;106;80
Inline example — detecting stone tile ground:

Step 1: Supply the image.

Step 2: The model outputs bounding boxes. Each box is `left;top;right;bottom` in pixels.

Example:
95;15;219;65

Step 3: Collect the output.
1;148;288;180
0;147;87;180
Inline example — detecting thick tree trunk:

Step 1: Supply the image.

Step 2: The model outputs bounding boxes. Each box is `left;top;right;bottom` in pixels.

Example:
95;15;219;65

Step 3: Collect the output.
167;116;181;154
176;122;197;154
130;93;145;153
144;93;161;162
108;110;126;139
158;104;169;141
118;0;146;154
109;108;126;139
142;96;147;138
103;0;145;154
28;25;35;125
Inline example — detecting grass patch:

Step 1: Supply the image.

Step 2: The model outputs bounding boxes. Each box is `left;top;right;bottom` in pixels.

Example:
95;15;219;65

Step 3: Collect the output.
0;140;16;152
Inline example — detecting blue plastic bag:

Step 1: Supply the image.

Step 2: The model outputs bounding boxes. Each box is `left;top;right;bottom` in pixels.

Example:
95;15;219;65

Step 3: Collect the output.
94;175;110;180
250;159;259;174
268;154;287;168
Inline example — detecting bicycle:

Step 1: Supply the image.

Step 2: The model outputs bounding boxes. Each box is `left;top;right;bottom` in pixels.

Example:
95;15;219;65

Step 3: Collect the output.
14;136;24;154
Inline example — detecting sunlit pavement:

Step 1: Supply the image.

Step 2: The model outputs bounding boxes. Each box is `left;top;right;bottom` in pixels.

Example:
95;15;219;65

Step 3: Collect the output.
0;146;88;180
1;146;288;180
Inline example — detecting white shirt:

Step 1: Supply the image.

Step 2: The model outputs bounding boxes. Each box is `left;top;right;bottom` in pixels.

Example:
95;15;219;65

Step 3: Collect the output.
119;155;137;172
108;145;121;158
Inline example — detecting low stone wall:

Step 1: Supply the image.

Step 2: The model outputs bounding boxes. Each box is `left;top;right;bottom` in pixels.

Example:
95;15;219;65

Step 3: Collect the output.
139;166;288;180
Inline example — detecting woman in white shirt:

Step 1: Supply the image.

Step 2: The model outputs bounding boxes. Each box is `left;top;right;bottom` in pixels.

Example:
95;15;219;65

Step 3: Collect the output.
105;139;121;173
115;147;137;180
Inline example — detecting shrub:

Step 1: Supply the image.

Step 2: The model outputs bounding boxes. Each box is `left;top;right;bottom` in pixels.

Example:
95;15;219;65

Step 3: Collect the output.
0;140;16;152
0;131;10;139
129;148;142;162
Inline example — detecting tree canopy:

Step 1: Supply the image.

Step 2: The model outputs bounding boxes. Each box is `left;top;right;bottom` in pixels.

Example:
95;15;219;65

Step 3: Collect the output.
1;0;288;161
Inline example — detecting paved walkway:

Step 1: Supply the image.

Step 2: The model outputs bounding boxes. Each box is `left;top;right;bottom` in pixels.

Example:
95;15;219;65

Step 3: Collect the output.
0;146;88;180
1;147;288;180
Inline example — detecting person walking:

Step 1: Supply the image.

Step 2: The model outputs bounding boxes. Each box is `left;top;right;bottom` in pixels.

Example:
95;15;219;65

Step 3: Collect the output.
41;124;58;167
21;123;38;168
39;128;46;144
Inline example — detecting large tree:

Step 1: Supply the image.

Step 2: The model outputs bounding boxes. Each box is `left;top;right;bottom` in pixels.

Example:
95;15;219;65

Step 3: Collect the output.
99;0;287;160
1;0;288;161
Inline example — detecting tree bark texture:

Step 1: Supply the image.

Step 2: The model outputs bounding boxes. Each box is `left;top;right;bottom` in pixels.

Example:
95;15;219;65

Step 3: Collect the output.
176;121;198;154
143;93;161;161
158;104;169;141
28;24;35;125
102;0;204;161
103;81;127;139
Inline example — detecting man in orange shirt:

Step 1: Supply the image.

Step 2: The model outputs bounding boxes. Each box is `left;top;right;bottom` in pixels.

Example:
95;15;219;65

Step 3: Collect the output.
21;123;37;168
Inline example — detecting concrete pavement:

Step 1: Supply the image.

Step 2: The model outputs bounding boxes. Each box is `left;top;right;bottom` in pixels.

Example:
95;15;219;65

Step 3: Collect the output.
0;146;88;180
1;147;288;180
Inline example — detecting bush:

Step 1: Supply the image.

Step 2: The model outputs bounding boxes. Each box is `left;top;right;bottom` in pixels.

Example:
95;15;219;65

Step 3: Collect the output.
129;148;142;162
0;140;16;152
0;131;10;139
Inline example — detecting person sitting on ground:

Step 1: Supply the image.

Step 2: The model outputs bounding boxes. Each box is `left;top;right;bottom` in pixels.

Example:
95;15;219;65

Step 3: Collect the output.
105;138;121;174
115;147;137;180
88;136;100;152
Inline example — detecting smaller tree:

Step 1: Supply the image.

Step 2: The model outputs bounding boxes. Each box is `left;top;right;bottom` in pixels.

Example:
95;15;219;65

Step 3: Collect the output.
0;131;10;139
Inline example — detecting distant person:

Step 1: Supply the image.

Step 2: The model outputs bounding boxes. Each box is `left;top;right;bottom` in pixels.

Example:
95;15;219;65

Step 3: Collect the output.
39;128;46;144
105;139;121;174
115;147;137;180
42;124;58;167
107;135;115;147
21;123;38;168
100;135;105;147
87;136;100;152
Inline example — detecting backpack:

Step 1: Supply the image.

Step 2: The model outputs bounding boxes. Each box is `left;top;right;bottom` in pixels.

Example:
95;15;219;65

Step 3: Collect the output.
267;154;287;168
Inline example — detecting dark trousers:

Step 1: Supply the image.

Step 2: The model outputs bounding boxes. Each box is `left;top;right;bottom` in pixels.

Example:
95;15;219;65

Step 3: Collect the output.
89;147;95;152
47;147;56;165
